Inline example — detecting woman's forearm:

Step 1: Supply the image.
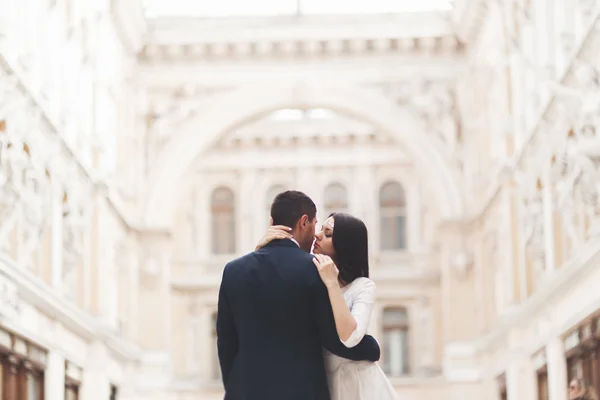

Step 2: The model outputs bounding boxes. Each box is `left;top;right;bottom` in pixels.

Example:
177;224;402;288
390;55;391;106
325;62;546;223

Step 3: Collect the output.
326;285;357;342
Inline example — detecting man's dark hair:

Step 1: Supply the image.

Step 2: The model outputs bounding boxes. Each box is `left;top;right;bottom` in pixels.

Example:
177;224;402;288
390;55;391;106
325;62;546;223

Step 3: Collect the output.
271;190;316;228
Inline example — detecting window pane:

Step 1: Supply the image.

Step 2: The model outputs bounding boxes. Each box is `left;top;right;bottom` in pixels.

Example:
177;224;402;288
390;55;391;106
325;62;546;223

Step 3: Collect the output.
379;181;405;207
383;329;409;376
382;308;408;326
211;187;236;254
324;183;348;216
27;374;38;400
212;187;234;208
212;212;236;254
395;215;406;249
381;216;406;250
383;308;409;376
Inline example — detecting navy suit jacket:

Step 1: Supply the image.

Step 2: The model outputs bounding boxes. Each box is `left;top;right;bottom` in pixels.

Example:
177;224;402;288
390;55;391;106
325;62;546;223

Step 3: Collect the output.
217;239;381;400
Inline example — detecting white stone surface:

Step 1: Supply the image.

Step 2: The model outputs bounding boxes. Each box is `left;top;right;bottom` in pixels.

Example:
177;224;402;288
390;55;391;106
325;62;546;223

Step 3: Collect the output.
0;0;599;399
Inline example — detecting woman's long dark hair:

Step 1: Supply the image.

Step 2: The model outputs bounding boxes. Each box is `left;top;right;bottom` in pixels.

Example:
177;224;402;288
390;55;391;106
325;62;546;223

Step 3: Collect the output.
329;212;369;284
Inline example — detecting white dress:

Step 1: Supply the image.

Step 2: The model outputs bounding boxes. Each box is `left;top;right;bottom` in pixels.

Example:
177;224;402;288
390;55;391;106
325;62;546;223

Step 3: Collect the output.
323;277;397;400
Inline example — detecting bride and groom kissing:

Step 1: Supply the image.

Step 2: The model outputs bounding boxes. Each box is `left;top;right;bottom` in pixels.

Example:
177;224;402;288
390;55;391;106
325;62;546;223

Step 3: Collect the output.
217;190;396;400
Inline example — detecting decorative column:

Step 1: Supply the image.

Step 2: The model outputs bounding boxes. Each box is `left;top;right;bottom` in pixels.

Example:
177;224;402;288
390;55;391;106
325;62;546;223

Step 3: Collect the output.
416;296;435;374
353;165;376;250
135;232;173;387
507;356;537;400
80;342;110;400
295;166;314;198
200;306;215;383
197;175;211;258
238;169;257;251
546;337;568;400
438;219;480;382
137;233;172;351
44;351;65;400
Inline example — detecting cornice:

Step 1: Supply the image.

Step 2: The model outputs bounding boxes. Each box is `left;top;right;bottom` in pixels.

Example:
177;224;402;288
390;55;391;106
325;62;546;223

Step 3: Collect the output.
146;12;454;42
140;35;464;62
475;238;600;355
0;256;141;361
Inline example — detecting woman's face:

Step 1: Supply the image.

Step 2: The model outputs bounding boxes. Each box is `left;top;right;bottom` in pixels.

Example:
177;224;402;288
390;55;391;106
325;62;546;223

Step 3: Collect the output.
569;379;582;399
313;216;336;258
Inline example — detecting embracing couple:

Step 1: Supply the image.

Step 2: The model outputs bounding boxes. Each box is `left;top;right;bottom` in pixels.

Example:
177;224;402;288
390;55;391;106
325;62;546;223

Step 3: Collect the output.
217;190;396;400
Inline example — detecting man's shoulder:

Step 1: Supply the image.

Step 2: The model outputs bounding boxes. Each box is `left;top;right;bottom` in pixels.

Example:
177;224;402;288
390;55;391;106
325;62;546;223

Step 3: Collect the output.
224;251;258;270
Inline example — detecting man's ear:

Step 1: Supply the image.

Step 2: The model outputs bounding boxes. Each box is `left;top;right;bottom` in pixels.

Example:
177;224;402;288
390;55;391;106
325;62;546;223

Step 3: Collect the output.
269;216;273;226
300;214;308;227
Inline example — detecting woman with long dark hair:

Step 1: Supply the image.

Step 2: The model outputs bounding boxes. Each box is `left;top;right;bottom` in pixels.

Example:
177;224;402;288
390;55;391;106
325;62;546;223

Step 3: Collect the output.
256;212;396;400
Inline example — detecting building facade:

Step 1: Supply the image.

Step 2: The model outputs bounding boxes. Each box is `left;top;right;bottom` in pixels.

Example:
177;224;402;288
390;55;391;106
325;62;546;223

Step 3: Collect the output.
0;0;599;399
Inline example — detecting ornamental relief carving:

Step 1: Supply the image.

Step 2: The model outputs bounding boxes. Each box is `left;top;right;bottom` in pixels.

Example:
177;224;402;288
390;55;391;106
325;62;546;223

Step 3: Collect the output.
520;180;546;282
550;63;600;237
372;80;462;155
1;66;94;282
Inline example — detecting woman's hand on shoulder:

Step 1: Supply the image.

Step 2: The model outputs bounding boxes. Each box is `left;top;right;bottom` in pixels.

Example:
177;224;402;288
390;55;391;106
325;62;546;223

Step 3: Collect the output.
312;254;340;290
255;225;293;250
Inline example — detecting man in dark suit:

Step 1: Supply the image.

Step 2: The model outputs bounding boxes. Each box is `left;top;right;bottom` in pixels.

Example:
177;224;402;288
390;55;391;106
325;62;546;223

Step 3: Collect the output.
217;190;380;400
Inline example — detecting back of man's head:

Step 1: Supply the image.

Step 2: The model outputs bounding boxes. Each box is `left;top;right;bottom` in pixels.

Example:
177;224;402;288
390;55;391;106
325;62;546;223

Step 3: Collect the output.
270;190;316;228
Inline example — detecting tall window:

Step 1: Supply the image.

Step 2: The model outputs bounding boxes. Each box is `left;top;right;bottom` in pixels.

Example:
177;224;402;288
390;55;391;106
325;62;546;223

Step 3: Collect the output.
65;362;81;400
379;181;407;250
0;328;46;400
497;374;507;400
537;368;549;400
212;313;221;381
565;318;600;396
382;308;410;376
266;184;286;224
110;385;118;400
324;183;348;217
211;187;236;254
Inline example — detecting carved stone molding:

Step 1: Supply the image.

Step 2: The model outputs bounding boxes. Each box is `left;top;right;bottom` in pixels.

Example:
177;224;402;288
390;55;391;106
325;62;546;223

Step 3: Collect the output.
140;36;463;62
451;0;489;44
372;80;462;154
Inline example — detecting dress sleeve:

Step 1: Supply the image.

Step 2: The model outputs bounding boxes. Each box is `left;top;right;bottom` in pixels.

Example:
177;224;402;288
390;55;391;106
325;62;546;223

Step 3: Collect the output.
341;279;376;348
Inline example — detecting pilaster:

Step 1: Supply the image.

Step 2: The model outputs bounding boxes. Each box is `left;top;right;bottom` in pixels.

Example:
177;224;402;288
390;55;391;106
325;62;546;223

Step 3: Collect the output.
80;342;111;400
546;337;568;400
137;231;172;352
506;356;537;400
44;351;65;400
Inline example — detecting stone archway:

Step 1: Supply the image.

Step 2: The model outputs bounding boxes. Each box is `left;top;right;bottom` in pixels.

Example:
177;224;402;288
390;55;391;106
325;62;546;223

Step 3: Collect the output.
142;83;464;229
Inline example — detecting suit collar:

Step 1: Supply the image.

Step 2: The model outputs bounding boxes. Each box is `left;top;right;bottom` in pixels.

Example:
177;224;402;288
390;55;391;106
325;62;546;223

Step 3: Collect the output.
264;238;301;249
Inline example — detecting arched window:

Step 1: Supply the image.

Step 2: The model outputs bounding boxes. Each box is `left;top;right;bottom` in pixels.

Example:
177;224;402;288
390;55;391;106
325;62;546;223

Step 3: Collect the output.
211;187;236;254
379;181;407;250
382;307;410;377
266;184;287;223
324;183;348;217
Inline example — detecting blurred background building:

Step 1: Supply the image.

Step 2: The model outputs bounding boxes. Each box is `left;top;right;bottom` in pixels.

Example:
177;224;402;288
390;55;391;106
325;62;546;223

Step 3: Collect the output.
0;0;599;399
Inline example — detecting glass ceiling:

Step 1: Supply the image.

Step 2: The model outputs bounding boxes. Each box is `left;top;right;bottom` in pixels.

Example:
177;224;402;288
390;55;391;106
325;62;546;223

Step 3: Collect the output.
144;0;453;18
